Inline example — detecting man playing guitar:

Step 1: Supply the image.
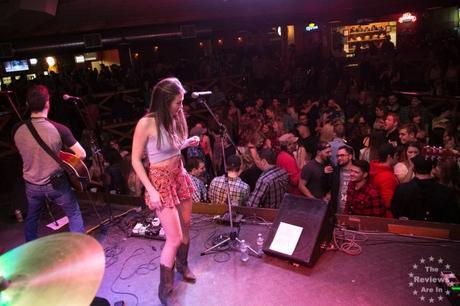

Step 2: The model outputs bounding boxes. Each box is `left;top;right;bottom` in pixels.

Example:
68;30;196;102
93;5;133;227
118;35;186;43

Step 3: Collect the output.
13;84;87;242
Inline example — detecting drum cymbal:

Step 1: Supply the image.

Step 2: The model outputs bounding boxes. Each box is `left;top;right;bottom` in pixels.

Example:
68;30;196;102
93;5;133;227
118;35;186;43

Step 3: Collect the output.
0;233;105;306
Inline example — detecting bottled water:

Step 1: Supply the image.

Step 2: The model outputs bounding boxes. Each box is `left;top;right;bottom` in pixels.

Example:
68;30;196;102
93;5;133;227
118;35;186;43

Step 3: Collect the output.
240;240;249;262
256;233;264;256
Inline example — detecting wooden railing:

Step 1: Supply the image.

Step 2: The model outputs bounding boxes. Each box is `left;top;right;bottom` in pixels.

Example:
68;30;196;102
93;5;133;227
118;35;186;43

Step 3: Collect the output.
88;74;247;147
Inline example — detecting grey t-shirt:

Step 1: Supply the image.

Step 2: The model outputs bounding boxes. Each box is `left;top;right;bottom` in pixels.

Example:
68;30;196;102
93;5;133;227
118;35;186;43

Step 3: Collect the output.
13;118;77;185
337;167;352;213
301;159;327;199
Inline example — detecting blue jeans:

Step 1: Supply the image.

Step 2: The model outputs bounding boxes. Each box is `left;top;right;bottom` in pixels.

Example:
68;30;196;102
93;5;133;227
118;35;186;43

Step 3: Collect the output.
24;178;85;242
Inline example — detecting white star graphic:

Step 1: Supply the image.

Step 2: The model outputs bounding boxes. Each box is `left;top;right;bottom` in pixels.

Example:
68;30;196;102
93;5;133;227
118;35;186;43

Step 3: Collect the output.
420;296;425;301
413;264;418;269
413;290;418;295
438;258;443;264
409;282;414;287
409;272;414;277
429;256;434;262
429;298;434;303
438;296;444;301
445;264;450;269
446;290;450;295
420;258;426;264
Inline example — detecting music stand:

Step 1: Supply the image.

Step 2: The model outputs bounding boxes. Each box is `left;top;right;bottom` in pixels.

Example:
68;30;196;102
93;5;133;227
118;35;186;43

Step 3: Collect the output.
197;97;258;257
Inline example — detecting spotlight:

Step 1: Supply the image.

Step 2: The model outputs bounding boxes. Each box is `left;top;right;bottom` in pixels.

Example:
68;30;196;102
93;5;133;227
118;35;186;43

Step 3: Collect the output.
46;56;55;67
29;58;38;65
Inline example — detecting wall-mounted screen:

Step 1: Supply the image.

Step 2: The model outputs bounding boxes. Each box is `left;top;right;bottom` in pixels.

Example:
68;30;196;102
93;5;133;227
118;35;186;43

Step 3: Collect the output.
4;60;29;73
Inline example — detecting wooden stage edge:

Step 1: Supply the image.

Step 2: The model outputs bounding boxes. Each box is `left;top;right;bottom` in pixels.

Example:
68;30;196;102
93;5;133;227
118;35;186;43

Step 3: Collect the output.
76;192;460;240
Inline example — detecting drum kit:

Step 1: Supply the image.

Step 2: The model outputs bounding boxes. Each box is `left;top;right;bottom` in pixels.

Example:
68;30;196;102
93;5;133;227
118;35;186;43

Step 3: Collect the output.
0;233;105;306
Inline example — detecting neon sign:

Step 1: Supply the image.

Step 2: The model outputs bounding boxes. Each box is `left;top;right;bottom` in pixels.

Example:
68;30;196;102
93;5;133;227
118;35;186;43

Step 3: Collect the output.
398;12;417;23
306;23;319;31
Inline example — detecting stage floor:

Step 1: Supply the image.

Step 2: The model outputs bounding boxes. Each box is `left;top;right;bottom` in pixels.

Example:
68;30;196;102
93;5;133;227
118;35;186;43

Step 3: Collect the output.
1;201;459;306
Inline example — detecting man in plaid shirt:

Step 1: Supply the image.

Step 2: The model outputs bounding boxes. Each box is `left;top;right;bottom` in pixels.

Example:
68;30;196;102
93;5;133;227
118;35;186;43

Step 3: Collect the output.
186;158;208;203
247;149;289;208
344;160;385;217
209;155;250;206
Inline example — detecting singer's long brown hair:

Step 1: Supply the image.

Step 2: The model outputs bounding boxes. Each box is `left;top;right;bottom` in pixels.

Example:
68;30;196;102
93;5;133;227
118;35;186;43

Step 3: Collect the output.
146;77;188;149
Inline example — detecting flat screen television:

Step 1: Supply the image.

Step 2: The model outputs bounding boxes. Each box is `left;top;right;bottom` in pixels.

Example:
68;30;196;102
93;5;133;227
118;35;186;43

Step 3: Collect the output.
3;60;29;73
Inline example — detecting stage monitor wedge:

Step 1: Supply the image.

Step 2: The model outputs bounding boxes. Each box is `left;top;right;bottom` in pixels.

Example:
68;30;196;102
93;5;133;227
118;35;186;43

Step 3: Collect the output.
263;194;333;267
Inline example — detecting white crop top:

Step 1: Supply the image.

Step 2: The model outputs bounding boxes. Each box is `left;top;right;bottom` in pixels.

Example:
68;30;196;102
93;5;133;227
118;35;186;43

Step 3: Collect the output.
145;125;181;163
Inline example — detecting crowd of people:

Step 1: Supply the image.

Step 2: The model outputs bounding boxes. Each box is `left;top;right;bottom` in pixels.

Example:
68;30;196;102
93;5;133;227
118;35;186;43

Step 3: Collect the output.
2;28;459;225
182;90;459;224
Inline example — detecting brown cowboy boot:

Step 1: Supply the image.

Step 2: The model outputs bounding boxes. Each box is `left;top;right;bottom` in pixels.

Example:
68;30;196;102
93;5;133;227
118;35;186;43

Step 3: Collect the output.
175;243;196;283
158;264;174;305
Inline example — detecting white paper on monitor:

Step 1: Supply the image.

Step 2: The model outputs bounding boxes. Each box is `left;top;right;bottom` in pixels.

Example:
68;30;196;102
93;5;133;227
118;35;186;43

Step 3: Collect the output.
46;216;69;230
269;222;303;255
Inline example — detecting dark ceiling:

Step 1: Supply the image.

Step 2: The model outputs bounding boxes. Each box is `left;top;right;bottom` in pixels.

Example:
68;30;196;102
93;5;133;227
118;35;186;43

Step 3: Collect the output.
0;0;457;42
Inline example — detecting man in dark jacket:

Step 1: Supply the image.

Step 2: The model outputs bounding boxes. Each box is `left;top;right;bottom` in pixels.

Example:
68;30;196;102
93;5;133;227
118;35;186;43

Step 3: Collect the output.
392;155;459;224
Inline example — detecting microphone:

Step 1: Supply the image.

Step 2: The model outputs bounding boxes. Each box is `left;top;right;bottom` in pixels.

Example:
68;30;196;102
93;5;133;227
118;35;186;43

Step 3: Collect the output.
62;94;81;101
0;90;13;94
191;91;212;99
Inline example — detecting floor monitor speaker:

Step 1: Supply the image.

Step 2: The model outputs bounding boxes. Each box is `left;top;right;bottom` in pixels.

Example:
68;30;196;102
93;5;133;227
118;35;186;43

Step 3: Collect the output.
263;194;333;266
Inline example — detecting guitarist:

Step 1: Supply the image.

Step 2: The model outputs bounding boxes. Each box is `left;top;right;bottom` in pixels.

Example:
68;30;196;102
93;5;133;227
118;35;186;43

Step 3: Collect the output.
13;84;86;242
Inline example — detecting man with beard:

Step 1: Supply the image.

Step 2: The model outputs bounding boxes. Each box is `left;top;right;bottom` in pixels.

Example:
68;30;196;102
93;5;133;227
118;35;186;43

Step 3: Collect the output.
299;141;333;201
330;145;354;213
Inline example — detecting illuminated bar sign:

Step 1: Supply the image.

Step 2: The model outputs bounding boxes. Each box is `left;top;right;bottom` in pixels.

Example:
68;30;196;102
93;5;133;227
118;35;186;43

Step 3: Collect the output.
306;23;319;31
398;12;417;23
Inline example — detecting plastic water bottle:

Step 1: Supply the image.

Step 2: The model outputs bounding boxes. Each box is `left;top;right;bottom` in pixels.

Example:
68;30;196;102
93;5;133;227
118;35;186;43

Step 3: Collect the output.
256;233;264;256
240;240;249;262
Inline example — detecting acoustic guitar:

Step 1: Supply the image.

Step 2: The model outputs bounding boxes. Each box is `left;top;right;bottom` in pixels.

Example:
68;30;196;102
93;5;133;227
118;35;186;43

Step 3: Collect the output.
59;151;91;191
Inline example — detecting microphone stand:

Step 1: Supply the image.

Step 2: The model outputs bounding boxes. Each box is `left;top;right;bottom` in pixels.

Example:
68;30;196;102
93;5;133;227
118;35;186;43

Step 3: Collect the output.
68;96;137;236
198;97;258;257
65;97;110;228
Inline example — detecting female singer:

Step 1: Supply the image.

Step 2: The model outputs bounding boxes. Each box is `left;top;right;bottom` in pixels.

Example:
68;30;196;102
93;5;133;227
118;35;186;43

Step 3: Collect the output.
132;77;199;305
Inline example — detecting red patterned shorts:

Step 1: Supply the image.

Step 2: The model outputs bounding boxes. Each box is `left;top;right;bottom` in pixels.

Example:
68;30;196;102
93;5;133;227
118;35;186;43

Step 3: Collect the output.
145;160;195;210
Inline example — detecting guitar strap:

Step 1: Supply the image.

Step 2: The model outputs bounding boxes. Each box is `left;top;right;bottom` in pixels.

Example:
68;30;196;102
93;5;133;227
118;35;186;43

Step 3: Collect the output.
25;120;70;173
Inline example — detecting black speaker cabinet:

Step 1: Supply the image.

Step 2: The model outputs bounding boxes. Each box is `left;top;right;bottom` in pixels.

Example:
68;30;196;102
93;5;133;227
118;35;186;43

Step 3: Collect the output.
263;194;333;266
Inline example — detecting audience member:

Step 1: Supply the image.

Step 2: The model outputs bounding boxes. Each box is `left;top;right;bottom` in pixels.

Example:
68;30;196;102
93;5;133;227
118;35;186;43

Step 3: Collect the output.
384;112;400;146
329;120;347;166
209;155;250;206
369;143;399;218
330;145;354;213
392;155;459;223
398;124;416;145
360;130;387;162
299;141;333;201
394;142;420;183
277;133;301;195
296;122;317;160
247;149;288;208
344;160;385;217
104;148;127;194
185;158;208;203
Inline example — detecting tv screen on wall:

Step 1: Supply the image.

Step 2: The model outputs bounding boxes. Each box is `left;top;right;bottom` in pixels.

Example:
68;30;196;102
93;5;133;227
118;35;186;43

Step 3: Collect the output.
4;60;29;73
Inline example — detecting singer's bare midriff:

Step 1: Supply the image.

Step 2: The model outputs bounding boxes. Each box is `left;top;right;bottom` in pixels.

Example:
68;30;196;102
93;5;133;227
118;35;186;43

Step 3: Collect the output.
150;154;182;168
